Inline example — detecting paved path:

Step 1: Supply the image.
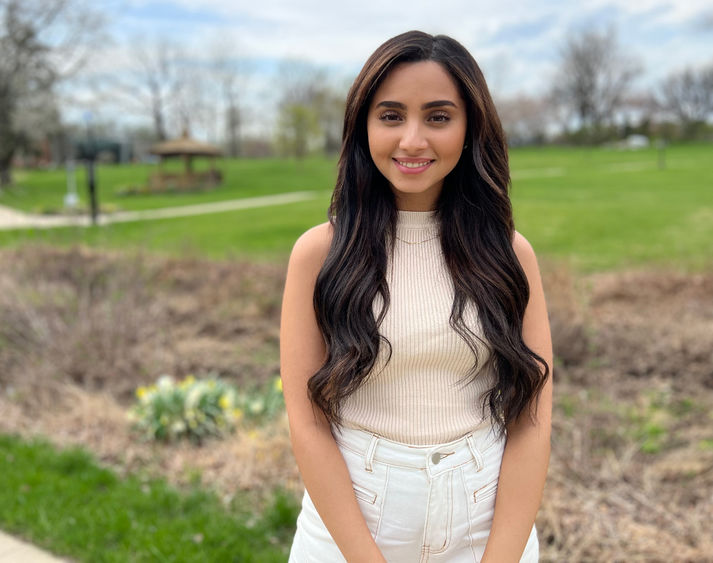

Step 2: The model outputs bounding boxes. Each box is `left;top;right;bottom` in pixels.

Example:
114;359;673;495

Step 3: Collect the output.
0;190;319;231
0;531;69;562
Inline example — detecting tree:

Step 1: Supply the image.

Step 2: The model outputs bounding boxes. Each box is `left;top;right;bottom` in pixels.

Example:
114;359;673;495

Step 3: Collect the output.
274;60;345;158
552;27;641;139
496;94;552;146
208;39;248;158
127;38;185;141
0;0;103;187
658;64;713;138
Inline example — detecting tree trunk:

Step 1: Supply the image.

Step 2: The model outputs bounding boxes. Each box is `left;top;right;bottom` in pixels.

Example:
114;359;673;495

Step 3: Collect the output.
0;153;13;188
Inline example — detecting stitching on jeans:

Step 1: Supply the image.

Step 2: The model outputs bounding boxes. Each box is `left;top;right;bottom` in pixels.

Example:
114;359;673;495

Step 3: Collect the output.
419;478;434;561
365;434;378;472
374;464;389;540
460;466;479;561
336;437;503;471
428;470;454;554
473;479;499;503
352;482;377;504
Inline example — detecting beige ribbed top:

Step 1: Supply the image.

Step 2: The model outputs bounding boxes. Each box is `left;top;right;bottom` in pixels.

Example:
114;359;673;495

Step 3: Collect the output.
340;210;495;445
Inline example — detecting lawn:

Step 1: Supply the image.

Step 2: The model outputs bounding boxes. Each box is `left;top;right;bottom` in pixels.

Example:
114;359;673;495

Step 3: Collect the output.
0;157;337;213
1;143;711;271
0;434;297;562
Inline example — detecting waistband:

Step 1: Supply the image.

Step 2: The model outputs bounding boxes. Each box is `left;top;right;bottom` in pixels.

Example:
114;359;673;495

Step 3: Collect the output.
333;425;504;475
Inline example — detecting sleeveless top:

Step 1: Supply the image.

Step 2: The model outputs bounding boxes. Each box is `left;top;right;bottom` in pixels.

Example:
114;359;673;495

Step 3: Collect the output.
340;210;496;445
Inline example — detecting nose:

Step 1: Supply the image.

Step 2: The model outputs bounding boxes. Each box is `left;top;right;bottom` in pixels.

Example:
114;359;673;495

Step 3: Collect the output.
398;120;428;153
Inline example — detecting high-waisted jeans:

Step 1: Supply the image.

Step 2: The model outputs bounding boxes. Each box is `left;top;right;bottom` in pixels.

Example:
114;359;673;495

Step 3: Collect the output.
289;425;539;562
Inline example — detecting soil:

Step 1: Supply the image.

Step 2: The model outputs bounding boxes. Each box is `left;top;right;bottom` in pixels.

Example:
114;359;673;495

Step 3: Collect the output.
0;244;711;561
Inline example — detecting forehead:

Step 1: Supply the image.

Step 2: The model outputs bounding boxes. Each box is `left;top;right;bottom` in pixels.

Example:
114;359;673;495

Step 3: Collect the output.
370;60;463;105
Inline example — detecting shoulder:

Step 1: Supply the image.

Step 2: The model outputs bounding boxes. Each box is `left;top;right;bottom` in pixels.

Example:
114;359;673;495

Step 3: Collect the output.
511;230;540;279
288;221;334;275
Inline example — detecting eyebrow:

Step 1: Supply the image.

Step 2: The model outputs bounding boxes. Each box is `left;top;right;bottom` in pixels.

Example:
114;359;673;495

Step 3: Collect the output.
375;100;457;110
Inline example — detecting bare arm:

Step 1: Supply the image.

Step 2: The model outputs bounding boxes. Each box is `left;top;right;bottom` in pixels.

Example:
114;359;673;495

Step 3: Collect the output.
481;232;553;562
280;223;386;563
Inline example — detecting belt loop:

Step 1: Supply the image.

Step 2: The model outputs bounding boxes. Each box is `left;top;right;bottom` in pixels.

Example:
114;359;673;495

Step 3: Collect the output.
365;434;379;472
466;434;484;472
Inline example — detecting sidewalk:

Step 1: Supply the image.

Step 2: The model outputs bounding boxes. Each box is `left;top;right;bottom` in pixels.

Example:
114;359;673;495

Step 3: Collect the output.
0;531;70;562
0;190;319;231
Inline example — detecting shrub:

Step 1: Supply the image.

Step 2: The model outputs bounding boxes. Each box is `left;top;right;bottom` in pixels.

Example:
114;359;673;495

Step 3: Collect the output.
128;374;284;444
129;375;238;443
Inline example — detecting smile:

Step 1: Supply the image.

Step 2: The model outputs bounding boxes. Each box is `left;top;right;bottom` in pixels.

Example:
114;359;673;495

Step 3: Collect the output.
393;158;434;174
395;160;431;168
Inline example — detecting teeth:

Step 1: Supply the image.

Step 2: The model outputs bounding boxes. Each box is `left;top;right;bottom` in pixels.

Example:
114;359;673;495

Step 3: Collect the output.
397;160;430;168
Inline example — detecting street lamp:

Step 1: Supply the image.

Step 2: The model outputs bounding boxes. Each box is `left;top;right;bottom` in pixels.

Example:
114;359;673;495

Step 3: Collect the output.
83;111;99;225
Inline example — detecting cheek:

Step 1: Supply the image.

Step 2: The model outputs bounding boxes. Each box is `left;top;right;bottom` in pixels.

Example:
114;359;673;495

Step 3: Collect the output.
440;128;467;161
367;125;392;163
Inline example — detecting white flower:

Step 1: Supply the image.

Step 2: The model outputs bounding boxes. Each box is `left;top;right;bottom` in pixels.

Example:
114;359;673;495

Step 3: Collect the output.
157;375;175;390
171;420;186;434
185;386;203;409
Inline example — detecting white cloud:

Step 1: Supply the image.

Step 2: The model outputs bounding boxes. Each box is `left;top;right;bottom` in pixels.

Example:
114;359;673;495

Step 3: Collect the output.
68;0;712;134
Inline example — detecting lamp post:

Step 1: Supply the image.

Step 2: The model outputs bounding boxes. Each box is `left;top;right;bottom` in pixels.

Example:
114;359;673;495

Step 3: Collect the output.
64;159;79;210
84;111;99;225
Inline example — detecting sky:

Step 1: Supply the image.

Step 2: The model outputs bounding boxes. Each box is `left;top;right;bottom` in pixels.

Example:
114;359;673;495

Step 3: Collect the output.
78;0;713;135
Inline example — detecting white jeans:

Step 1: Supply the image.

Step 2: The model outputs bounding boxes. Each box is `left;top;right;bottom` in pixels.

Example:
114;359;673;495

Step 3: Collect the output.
289;425;539;562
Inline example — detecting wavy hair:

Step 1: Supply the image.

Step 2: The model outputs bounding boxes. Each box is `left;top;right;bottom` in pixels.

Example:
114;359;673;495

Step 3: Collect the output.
309;30;549;433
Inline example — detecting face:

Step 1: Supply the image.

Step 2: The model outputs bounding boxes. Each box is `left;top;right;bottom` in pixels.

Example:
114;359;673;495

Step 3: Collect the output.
366;60;467;211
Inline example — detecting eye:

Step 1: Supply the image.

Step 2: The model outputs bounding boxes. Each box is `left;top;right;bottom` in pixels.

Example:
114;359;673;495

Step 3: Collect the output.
428;111;450;123
378;111;402;122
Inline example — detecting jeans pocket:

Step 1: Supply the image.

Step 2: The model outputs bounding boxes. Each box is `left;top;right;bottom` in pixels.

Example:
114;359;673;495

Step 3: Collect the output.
352;482;378;504
339;445;388;539
472;478;498;504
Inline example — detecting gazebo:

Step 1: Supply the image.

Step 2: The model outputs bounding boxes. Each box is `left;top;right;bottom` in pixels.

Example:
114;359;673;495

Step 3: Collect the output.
148;131;223;192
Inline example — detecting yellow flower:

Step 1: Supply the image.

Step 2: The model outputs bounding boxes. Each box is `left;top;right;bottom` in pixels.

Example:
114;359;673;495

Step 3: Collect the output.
274;377;283;393
180;375;196;389
219;395;230;410
231;408;244;421
136;386;147;399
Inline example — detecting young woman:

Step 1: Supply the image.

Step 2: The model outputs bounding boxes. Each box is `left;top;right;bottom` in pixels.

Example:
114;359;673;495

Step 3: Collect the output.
280;30;552;562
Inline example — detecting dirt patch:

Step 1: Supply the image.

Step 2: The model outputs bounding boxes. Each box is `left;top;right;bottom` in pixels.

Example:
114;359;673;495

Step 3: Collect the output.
1;244;712;561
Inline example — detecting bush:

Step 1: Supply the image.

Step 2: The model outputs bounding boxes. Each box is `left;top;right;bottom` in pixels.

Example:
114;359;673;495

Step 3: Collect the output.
128;374;284;444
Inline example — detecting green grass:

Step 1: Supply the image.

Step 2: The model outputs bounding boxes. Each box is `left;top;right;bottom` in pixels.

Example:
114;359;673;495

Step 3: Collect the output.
1;144;712;270
0;433;299;562
510;143;713;271
0;196;332;262
1;157;337;213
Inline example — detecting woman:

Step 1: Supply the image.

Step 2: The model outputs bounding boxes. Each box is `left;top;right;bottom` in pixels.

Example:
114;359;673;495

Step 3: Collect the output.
280;30;552;562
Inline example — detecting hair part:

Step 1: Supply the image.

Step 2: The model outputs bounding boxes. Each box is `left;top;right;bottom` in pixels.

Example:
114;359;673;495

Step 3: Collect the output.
310;30;549;435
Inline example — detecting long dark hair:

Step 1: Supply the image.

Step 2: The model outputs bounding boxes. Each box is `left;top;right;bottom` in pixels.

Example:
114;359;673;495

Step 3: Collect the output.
309;30;549;433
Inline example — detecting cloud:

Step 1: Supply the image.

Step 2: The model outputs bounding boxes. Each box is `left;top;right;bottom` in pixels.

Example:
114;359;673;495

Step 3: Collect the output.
91;0;713;100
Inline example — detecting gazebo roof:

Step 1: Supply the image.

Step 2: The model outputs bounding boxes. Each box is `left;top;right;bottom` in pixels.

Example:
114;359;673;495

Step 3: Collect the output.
150;133;222;158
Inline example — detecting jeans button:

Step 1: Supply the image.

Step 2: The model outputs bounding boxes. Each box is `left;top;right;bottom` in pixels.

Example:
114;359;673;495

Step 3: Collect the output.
431;452;441;464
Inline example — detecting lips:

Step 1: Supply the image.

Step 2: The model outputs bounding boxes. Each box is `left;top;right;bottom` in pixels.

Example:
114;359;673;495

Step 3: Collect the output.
393;158;434;174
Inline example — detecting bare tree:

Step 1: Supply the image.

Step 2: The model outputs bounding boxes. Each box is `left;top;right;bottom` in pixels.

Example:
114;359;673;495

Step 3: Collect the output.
274;60;345;158
0;0;103;187
92;37;185;142
552;27;641;136
658;64;713;137
130;39;184;141
172;64;214;139
497;94;552;146
209;39;248;158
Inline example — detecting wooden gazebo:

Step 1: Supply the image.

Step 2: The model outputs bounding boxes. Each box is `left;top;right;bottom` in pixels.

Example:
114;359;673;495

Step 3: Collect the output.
148;132;223;192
